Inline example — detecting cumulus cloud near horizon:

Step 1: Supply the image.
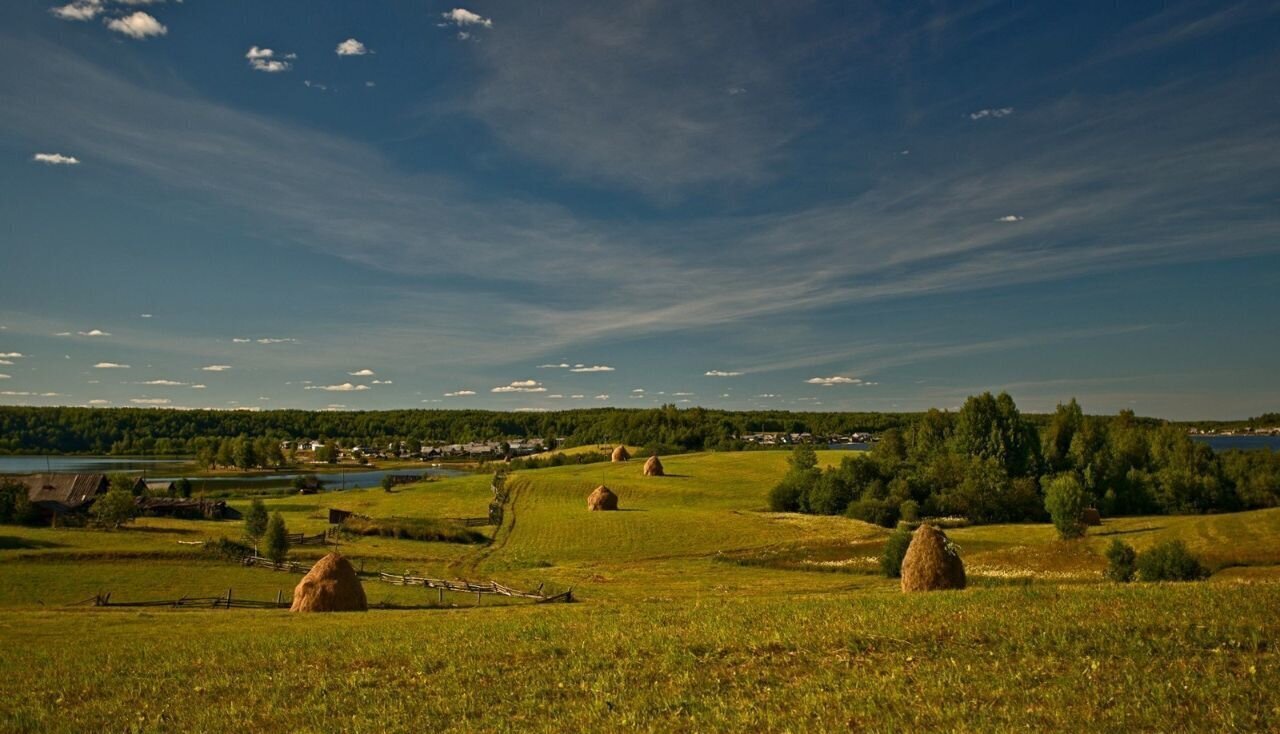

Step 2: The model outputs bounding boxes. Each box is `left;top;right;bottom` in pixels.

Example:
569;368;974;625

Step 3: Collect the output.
305;382;370;392
492;380;546;393
568;365;614;373
441;8;492;27
444;390;477;397
94;362;130;369
201;364;231;372
33;153;80;165
805;376;861;386
348;368;375;376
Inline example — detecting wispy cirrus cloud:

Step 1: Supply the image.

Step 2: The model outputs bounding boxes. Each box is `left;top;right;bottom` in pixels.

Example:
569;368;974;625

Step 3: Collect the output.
200;365;231;372
568;365;614;373
443;390;476;397
705;370;742;377
94;362;129;369
969;107;1014;120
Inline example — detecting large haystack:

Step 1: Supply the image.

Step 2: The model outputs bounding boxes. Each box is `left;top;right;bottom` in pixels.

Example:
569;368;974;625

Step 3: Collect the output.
643;454;664;477
290;553;368;612
1081;507;1102;526
587;485;619;511
900;524;966;592
611;445;631;462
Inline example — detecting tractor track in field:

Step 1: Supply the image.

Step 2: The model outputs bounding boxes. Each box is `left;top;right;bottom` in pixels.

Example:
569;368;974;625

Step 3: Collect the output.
452;475;525;576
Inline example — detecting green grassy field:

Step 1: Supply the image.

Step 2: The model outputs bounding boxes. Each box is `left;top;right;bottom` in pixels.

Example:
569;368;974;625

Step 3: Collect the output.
1;450;1277;732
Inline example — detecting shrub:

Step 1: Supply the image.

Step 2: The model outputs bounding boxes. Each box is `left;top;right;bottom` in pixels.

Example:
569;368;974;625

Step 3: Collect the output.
1103;539;1137;582
1044;473;1087;539
880;527;913;578
89;488;138;529
0;480;40;526
846;496;898;528
1137;540;1208;582
899;499;920;523
202;536;252;560
767;477;806;512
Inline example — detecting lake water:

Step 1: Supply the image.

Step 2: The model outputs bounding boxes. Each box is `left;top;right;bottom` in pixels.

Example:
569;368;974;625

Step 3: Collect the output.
0;455;468;489
1190;435;1280;452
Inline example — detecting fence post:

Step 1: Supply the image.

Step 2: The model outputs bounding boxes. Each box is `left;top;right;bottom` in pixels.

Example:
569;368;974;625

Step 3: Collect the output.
276;589;283;608
439;587;444;605
226;588;232;609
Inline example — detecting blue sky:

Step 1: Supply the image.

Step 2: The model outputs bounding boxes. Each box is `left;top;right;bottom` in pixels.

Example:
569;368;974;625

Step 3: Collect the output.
1;0;1278;419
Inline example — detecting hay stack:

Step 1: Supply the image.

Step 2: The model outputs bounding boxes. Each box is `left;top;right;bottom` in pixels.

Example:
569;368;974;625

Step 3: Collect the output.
1081;507;1102;526
643;454;664;477
611;445;631;462
290;553;368;612
900;524;966;592
587;485;619;511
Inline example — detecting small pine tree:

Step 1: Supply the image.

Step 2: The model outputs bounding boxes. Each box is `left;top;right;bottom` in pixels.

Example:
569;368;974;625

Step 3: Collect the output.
263;511;289;564
1044;473;1087;540
880;527;913;578
381;474;395;493
243;498;268;548
1103;539;1137;582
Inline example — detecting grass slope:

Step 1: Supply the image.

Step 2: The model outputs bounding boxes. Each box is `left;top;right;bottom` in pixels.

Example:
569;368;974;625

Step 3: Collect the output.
0;450;1277;731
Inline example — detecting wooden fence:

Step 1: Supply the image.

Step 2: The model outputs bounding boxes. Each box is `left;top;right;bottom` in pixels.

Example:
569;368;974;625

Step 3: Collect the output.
285;531;329;546
78;589;289;609
377;572;572;604
241;555;311;574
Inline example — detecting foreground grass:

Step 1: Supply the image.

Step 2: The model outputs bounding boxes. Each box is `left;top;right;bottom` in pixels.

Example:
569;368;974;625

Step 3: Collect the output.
1;584;1276;733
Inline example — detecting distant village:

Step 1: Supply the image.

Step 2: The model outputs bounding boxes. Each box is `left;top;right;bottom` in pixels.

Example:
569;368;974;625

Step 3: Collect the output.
1187;426;1280;437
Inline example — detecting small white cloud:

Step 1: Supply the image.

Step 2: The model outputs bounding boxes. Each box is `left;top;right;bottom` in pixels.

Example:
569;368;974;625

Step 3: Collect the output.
593;394;609;400
348;368;375;376
727;86;746;95
54;332;73;337
33;153;80;166
371;379;393;385
441;8;492;27
537;363;570;369
88;399;111;405
335;38;369;56
514;407;548;413
444;390;477;397
705;370;742;377
140;379;184;386
232;338;251;343
50;0;101;21
364;81;376;87
805;376;861;386
190;384;206;389
303;80;328;91
491;380;546;393
569;365;614;373
570;394;585;399
996;215;1024;222
969;107;1014;120
246;46;292;73
754;393;778;398
77;329;111;337
0;353;23;358
632;388;645;393
0;360;11;366
201;365;231;372
106;11;167;39
305;382;371;392
548;394;564;399
672;392;695;396
130;397;171;405
94;362;130;369
2;391;63;397
0;374;9;379
139;314;152;318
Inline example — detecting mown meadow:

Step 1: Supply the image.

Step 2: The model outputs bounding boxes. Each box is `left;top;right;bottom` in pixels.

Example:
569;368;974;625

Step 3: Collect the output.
1;451;1277;731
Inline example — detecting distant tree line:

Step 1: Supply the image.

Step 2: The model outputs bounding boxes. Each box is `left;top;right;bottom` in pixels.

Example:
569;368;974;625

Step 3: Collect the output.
770;393;1280;526
0;406;917;456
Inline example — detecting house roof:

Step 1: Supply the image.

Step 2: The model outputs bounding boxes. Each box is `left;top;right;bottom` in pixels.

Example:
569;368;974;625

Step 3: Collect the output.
17;473;110;511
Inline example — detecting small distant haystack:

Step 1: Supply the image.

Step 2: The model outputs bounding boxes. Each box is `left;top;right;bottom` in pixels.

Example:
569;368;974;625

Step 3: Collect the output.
611;445;631;462
1081;507;1102;526
587;485;619;511
643;454;664;477
290;553;368;612
900;524;966;592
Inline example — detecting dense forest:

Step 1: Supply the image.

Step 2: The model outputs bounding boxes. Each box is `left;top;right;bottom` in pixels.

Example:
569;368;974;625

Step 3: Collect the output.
769;394;1280;525
0;405;918;455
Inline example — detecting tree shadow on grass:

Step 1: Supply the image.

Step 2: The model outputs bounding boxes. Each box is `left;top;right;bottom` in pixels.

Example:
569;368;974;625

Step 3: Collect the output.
0;536;65;550
127;526;202;535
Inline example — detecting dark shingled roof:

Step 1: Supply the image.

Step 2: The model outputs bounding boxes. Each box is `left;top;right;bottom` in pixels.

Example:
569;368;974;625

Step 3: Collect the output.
17;473;110;511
